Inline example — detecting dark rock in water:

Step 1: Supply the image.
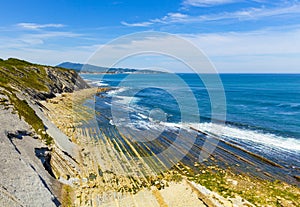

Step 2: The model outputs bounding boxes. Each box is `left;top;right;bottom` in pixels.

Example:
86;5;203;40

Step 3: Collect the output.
294;175;300;182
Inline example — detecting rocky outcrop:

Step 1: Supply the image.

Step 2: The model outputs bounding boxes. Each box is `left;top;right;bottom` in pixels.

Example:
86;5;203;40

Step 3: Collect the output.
49;146;80;180
0;58;89;101
0;95;60;207
24;66;89;100
0;58;90;206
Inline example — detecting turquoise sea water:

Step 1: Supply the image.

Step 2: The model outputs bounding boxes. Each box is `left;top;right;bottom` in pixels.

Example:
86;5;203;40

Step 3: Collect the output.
81;73;300;168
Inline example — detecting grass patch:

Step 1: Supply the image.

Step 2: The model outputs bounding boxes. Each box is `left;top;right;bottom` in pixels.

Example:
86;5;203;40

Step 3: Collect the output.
61;185;74;207
0;58;50;92
7;92;53;145
183;165;300;206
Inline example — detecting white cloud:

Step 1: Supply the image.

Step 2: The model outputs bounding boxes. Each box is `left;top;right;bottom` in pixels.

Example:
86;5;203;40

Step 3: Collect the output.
184;26;300;72
65;27;299;73
0;31;83;49
17;23;65;30
21;32;82;45
186;29;300;56
24;31;81;39
214;3;300;21
0;47;91;66
125;13;190;27
123;2;300;26
160;12;189;22
167;13;189;19
82;26;300;73
121;21;153;27
2;25;300;73
182;0;237;7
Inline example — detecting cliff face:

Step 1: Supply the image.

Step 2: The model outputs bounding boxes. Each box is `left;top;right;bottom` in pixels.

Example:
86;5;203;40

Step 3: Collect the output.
0;58;89;100
0;58;90;146
0;58;90;207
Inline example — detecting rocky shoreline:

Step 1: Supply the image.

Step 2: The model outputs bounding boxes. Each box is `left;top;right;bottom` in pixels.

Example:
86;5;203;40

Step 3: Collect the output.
39;88;257;207
0;58;89;206
0;93;61;207
1;84;299;206
1;58;299;206
39;86;300;207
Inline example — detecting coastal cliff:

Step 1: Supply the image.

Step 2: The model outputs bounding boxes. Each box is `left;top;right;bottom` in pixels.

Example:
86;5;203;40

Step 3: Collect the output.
0;58;89;100
0;58;252;207
1;58;299;207
0;58;89;206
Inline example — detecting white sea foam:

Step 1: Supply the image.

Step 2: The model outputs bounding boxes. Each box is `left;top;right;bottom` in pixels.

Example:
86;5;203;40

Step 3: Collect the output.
138;113;148;119
275;111;299;115
277;103;300;108
109;120;115;126
101;86;300;152
103;101;111;106
94;81;109;86
109;112;300;152
161;122;181;129
186;122;300;152
113;96;140;105
84;79;109;86
107;87;128;96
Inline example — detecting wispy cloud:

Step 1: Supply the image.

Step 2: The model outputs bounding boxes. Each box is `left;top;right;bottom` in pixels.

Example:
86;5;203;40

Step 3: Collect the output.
20;31;82;45
122;13;189;27
159;12;189;22
121;21;153;27
0;31;83;49
183;25;300;72
152;12;189;23
2;25;300;72
17;23;65;30
189;3;300;22
182;0;237;7
75;26;300;73
123;2;300;26
185;26;300;56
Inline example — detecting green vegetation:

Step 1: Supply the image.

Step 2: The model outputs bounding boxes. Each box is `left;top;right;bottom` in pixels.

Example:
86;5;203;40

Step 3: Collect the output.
6;92;53;145
0;58;82;145
0;58;74;93
0;58;62;145
0;58;50;92
0;96;10;110
181;164;300;207
61;185;74;207
88;173;97;181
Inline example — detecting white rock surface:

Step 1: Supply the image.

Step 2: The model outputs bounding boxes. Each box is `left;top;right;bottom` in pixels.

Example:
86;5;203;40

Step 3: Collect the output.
0;104;60;207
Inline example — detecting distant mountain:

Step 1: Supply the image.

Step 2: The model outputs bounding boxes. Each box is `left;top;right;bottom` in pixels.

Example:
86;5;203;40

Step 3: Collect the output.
57;62;165;74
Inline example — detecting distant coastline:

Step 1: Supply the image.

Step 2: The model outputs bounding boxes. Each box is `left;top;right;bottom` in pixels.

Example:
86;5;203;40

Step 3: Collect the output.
57;62;167;74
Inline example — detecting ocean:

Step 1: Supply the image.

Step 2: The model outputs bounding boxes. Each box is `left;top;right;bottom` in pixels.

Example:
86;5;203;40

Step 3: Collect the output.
81;73;300;172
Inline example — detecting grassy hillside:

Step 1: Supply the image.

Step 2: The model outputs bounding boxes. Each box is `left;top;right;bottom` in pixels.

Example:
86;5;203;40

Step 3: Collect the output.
1;58;54;92
0;58;89;145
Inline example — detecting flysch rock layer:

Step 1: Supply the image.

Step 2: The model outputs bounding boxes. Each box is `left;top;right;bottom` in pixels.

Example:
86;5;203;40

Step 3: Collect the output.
0;99;60;207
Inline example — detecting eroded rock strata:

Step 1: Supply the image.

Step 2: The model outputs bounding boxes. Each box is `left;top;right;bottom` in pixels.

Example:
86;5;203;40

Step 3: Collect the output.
1;58;299;207
0;58;88;206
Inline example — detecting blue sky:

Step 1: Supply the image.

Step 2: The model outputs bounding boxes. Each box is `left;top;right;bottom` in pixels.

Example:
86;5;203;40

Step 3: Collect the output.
0;0;300;73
